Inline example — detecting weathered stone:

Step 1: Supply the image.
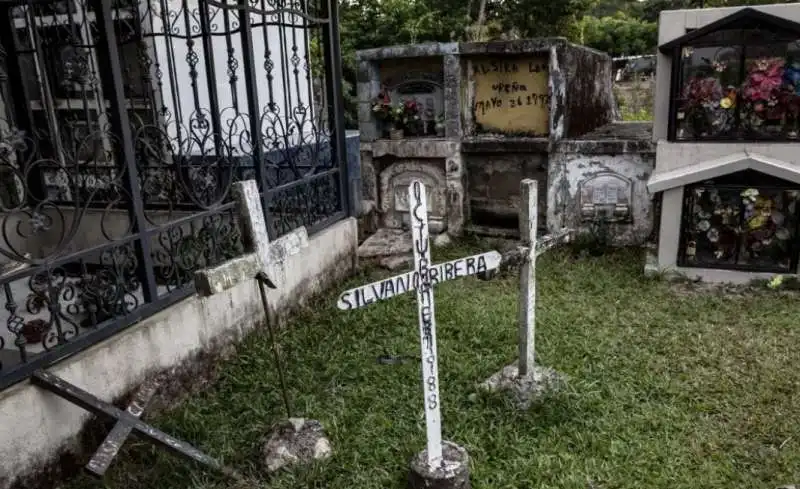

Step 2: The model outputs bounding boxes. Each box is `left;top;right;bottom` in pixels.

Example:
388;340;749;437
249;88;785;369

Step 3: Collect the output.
408;441;471;489
380;161;448;234
356;42;458;62
378;254;414;270
443;54;462;138
357;228;413;258
548;138;655;247
194;253;260;297
261;418;332;473
433;233;452;248
354;39;621;242
480;361;567;410
373;140;459;159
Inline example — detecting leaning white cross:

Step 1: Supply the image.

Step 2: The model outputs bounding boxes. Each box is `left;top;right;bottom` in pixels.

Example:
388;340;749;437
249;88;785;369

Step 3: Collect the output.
337;180;501;468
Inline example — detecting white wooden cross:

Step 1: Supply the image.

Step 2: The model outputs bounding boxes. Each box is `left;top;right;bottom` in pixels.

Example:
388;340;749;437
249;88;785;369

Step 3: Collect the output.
337;180;501;468
517;179;573;377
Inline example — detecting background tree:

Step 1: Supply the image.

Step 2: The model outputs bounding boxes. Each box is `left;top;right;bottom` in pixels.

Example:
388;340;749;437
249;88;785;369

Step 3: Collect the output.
574;12;658;57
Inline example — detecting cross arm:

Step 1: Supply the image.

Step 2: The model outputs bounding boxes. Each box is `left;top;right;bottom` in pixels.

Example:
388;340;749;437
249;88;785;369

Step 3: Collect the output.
86;377;160;477
337;250;502;310
31;371;242;480
522;228;574;258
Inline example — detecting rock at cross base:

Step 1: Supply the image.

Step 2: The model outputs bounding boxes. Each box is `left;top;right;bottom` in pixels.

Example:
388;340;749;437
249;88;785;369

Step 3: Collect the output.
479;361;567;410
433;233;452;248
261;418;332;473
408;441;471;489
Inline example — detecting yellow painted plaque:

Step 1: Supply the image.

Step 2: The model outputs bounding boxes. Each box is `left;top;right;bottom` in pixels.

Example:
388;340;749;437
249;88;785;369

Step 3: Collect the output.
471;56;550;135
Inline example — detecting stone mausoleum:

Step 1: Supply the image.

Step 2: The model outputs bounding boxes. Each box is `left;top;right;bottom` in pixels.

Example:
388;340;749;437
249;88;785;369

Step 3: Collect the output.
647;3;800;283
355;38;657;262
357;3;800;284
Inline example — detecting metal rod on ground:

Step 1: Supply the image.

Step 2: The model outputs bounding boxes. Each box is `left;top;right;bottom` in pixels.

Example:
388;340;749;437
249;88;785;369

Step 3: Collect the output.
256;271;293;419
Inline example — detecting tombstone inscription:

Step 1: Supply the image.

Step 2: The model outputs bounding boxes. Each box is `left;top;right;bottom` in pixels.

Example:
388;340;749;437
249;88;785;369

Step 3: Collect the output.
337;180;499;478
471;56;550;135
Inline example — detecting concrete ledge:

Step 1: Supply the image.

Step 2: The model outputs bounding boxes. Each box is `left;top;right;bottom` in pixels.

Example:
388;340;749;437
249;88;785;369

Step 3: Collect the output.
461;137;549;153
458;38;567;55
0;217;358;489
372;139;459;159
648;150;800;193
356;42;458;61
555;139;656;155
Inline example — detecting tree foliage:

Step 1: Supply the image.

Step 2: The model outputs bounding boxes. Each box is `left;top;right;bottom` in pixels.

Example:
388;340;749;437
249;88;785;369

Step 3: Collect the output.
332;0;800;127
575;12;658;57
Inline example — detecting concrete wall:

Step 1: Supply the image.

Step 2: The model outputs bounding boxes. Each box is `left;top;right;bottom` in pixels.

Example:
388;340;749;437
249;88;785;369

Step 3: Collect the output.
463;150;548;232
549;122;656;245
557;44;618;139
355;39;619;238
0;217;358;489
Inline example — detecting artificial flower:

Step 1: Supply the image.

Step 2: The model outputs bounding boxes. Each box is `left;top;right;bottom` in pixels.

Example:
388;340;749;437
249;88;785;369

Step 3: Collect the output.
768;275;784;289
720;97;733;109
741;188;759;201
707;228;720;243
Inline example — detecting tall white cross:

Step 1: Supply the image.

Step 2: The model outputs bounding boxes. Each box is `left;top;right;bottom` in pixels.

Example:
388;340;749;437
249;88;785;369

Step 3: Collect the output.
517;179;572;377
337;180;501;467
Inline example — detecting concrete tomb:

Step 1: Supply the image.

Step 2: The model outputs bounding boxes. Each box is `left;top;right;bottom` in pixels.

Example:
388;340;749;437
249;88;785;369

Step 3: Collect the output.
355;39;655;263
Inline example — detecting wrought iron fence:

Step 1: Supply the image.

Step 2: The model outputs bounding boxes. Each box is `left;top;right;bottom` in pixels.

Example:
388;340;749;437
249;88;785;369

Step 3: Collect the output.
0;0;349;389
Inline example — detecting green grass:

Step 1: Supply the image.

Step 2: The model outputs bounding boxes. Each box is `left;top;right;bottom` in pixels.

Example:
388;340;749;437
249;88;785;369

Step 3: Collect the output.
63;241;800;489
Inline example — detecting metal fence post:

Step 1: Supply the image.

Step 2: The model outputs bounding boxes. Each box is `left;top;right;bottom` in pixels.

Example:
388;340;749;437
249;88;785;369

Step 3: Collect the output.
92;0;158;303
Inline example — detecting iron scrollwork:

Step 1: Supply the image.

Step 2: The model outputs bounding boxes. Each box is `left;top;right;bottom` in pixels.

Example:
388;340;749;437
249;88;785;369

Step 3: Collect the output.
0;0;348;386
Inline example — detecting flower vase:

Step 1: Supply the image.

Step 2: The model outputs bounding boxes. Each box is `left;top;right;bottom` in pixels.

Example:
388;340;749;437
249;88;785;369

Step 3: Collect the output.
389;128;404;140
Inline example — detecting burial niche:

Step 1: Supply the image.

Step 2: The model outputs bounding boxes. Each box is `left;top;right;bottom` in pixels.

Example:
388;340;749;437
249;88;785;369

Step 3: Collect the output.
379;161;448;233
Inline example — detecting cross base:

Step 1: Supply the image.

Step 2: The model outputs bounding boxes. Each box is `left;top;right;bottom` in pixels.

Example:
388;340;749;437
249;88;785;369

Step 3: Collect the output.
261;418;332;473
408;440;471;489
479;361;567;410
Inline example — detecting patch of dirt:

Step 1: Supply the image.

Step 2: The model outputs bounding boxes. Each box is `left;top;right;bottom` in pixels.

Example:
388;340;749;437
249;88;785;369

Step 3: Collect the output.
668;279;800;299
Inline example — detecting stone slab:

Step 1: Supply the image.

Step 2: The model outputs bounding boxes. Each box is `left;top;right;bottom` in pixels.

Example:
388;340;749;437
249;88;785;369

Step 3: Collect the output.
261;418;332;473
357;228;413;258
408;440;471;489
194;253;260;297
479;361;567;410
378;254;414;271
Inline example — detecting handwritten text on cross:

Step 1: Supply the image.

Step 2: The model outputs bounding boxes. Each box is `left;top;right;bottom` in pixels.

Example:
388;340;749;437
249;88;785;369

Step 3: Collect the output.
335;180;501;467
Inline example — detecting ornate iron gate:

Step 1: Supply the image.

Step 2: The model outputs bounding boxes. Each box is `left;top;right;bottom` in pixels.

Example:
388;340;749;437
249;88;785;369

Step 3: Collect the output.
0;0;350;389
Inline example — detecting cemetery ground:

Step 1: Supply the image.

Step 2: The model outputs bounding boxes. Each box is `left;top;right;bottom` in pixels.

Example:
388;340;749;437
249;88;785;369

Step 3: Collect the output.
63;239;800;489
